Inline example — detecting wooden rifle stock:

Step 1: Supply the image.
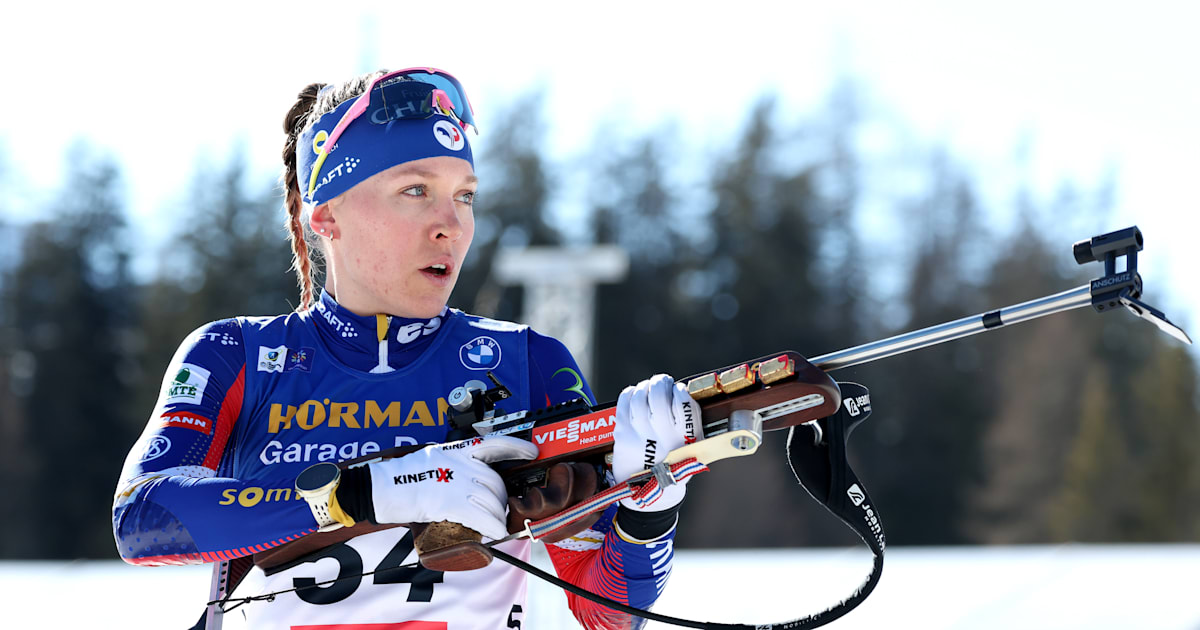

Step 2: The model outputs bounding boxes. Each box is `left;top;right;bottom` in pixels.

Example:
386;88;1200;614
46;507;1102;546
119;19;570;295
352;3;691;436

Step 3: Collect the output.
256;351;838;572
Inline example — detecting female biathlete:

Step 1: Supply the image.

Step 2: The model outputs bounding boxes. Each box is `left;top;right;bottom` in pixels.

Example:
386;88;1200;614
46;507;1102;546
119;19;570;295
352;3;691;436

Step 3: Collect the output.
112;68;699;630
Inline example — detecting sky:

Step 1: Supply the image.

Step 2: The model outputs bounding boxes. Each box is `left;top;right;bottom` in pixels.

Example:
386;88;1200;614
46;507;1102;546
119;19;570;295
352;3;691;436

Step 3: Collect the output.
2;0;1196;350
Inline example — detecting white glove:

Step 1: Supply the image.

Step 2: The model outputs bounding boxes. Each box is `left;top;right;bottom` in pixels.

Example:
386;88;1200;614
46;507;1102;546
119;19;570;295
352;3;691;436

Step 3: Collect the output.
367;436;538;540
613;374;703;511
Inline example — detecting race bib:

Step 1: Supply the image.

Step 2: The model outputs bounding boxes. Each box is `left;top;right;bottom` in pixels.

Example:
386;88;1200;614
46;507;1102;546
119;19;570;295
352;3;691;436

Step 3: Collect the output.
223;528;530;630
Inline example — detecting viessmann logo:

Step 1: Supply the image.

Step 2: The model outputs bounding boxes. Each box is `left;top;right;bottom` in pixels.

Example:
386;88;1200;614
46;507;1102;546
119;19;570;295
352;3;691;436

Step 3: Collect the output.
532;410;617;460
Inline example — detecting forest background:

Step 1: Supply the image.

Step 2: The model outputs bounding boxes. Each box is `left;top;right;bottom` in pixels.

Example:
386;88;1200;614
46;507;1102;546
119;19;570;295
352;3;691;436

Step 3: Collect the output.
1;74;1197;560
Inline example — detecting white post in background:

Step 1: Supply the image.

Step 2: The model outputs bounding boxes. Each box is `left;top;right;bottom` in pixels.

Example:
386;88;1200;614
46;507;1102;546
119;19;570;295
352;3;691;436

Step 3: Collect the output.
493;246;629;378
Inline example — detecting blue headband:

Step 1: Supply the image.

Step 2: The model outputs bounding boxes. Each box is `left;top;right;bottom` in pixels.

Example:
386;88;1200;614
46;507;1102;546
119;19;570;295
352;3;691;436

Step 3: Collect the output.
297;91;474;205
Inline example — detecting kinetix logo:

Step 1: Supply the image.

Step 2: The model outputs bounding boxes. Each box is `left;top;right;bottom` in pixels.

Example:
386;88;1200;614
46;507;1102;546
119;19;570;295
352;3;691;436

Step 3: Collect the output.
643;440;658;468
394;468;455;485
682;401;697;444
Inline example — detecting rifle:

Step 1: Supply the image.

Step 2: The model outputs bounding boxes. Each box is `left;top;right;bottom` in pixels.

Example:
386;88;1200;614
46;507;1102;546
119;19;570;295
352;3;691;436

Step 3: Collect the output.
208;226;1190;630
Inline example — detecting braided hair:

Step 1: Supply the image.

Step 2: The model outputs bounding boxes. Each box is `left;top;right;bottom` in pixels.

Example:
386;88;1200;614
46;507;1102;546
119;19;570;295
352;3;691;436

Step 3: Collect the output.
279;71;386;310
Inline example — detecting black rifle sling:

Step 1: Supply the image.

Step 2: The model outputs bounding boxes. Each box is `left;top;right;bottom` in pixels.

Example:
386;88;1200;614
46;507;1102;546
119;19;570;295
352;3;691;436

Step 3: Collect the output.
488;381;885;630
200;382;886;630
782;381;885;628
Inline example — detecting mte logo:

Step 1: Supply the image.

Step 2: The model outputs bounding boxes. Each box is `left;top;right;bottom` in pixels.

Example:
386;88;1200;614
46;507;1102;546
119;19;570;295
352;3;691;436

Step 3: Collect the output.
460;336;501;370
164;364;210;405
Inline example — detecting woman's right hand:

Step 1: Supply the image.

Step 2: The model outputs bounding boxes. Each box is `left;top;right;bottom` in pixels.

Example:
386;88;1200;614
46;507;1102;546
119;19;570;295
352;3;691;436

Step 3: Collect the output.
366;436;538;540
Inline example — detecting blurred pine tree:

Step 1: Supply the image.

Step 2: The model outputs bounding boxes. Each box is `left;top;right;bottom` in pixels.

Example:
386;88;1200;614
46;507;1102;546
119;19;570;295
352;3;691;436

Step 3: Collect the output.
131;147;295;427
3;88;1197;559
5;144;138;558
453;91;560;322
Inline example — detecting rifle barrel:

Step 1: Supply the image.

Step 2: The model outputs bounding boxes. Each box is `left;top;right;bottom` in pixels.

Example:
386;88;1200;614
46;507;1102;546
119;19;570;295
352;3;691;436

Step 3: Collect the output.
811;285;1093;372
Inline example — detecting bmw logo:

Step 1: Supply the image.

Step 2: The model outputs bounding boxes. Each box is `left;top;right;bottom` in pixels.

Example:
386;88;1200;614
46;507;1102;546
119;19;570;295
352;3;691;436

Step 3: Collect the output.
460;336;501;370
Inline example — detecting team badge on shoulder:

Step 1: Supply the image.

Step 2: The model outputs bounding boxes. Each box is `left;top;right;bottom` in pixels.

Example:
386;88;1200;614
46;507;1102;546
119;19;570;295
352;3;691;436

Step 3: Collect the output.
286;347;314;372
258;345;287;373
460;336;501;370
259;345;315;373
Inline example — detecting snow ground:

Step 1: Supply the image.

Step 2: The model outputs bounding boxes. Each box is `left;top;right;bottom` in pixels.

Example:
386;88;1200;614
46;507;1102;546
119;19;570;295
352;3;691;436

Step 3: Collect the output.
3;544;1196;629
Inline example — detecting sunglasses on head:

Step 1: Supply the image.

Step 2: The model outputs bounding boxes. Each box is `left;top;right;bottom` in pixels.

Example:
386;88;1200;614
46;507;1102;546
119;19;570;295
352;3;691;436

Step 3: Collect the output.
307;67;477;200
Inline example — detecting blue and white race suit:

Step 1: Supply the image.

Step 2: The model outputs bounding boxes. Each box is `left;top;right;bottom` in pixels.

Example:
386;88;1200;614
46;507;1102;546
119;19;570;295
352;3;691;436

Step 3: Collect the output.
114;292;674;630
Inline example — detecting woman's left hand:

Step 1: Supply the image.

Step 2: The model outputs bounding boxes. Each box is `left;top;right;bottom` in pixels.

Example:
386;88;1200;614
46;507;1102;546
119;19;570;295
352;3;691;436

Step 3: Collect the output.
612;374;703;512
